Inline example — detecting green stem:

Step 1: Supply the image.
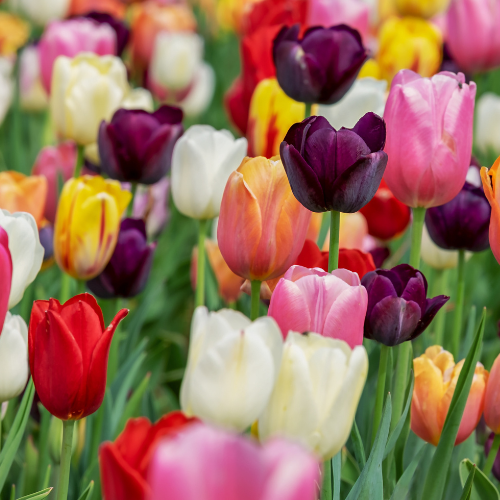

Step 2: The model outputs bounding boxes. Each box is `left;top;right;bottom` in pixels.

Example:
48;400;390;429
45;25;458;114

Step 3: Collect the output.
89;406;105;470
74;145;85;178
107;298;123;385
56;420;75;500
433;269;449;346
372;345;390;446
391;342;411;431
484;433;500;477
127;183;138;217
451;250;466;359
328;210;341;272
304;103;313;118
409;207;426;268
332;452;341;500
317;212;330;250
321;459;332;500
60;272;72;304
250;280;261;321
196;219;208;308
0;411;2;454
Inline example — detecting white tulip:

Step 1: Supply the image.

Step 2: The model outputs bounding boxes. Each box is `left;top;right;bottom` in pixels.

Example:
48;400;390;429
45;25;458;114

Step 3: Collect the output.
171;125;248;219
181;306;283;432
0;313;29;403
0;58;13;126
121;88;155;112
258;332;368;461
20;45;48;112
0;211;44;309
178;63;215;117
476;92;500;155
317;77;387;129
19;0;70;26
421;225;458;270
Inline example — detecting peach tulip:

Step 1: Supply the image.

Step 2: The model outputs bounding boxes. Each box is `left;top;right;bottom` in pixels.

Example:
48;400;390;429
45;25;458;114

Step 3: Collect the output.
485;354;500;434
481;158;500;264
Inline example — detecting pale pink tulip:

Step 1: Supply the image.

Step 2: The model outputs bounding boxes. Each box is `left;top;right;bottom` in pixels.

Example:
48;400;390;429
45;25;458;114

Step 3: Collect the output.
149;424;320;500
268;266;367;348
383;70;476;209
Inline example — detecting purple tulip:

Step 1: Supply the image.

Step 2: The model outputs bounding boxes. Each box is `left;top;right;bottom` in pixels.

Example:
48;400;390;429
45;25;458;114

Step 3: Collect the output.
98;106;183;185
485;432;500;481
87;219;156;299
82;12;130;56
273;24;367;104
361;264;449;346
280;112;388;213
39;224;54;262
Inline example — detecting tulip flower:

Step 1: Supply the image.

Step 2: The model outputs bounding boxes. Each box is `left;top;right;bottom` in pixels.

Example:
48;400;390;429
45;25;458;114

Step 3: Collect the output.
273;24;367;105
0;313;29;403
39;223;54;269
384;70;476;208
421;226;458;270
0;58;13;126
99;106;184;185
68;0;125;18
54;176;131;280
394;0;450;19
149;424;320;500
133;178;170;238
259;332;368;460
485;354;500;434
171;125;247;220
121;88;154;113
218;156;311;281
20;45;49;112
174;63;215;118
476;93;500;156
180;307;283;431
280;113;388;213
50;53;129;146
100;412;198;500
481;157;500;265
411;346;488;445
18;0;70;26
0;227;11;330
268;266;368;348
29;293;128;420
0;13;30;57
83;11;130;56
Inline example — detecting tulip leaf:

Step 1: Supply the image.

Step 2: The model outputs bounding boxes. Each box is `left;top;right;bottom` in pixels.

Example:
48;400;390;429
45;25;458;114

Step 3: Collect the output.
350;420;366;470
346;394;392;500
460;464;476;500
421;308;486;500
16;487;53;499
389;442;426;500
459;459;500;500
333;452;341;500
77;481;94;500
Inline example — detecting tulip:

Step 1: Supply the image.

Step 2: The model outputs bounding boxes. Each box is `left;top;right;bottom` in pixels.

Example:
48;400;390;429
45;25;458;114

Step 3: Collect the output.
421;225;458;270
394;0;450;19
171;125;247;220
121;87;154;113
39;223;54;268
411;345;488;445
218;156;311;281
280;113;388;213
68;0;125;18
20;45;49;112
83;12;130;56
476;93;500;156
384;70;476;208
0;313;29;403
0;13;30;56
132;178;170;238
216;0;262;33
50;53;129;146
481;157;500;265
180;306;283;431
273;24;367;105
259;332;368;460
149;424;320;500
54;175;131;280
18;0;70;26
100;412;197;500
485;354;500;434
0;227;11;330
268;266;368;348
29;293;128;420
174;63;215;118
0;58;13;125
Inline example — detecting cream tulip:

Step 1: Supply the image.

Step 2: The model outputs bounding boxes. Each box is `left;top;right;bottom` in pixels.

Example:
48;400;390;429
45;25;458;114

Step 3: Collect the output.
475;92;500;156
19;0;70;26
121;88;154;112
20;45;48;112
258;332;368;461
180;306;283;432
421;225;458;270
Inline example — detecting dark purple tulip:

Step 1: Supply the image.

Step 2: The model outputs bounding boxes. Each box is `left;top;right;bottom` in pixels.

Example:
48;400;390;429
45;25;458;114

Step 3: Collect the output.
485;433;500;481
280;112;388;213
39;224;54;262
361;264;449;346
87;219;156;299
273;24;367;104
82;12;130;56
98;106;183;185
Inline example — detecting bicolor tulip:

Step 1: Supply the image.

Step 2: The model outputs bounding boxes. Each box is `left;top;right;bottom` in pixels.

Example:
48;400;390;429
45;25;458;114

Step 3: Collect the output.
411;346;488;445
259;332;368;460
481;157;500;265
100;412;197;500
180;307;282;432
99;106;184;185
384;70;476;208
149;424;320;500
83;12;130;57
280;113;388;213
218;156;311;281
18;0;70;26
268;266;368;348
476;93;500;156
20;45;49;112
0;227;11;330
421;226;459;270
29;294;128;420
54;176;131;280
485;354;500;434
394;0;450;19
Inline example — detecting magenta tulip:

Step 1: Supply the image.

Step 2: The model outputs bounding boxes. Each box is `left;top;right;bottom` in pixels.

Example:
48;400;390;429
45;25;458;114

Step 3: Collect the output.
383;70;476;208
268;266;367;348
0;227;12;334
149;423;320;500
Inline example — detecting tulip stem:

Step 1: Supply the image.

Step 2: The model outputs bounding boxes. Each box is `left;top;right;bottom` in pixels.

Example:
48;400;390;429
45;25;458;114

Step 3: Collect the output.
56;420;75;500
409;207;426;268
196;219;209;308
60;272;72;304
328;210;341;272
74;145;85;178
372;344;390;446
433;269;449;346
451;250;466;359
391;342;412;431
305;103;313;118
250;280;261;320
127;183;138;217
321;458;332;500
484;433;500;477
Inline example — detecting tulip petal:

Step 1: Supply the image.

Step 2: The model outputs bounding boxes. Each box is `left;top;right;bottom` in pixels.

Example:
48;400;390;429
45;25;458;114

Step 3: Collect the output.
363;274;398;319
0;227;11;335
413;295;450;338
485;356;500;433
350;112;386;152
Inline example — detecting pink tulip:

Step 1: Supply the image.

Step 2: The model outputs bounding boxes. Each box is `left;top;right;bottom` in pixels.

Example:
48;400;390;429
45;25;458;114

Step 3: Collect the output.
149;424;320;500
445;0;500;75
0;227;12;335
39;18;117;93
268;266;368;348
383;70;476;209
32;142;76;224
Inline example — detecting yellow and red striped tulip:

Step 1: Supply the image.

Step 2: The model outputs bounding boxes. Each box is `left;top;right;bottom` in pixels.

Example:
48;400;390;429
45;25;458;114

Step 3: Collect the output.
485;354;500;433
54;175;131;280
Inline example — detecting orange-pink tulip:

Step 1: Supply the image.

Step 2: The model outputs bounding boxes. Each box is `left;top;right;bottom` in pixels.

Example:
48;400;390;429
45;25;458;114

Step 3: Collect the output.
481;157;500;265
485;354;500;434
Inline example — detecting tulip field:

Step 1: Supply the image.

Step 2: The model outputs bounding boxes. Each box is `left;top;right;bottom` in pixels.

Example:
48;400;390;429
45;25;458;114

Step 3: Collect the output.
4;0;500;499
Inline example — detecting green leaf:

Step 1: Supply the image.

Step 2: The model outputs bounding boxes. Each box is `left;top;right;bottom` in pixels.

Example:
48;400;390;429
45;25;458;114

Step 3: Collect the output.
350;420;366;470
460;464;476;500
333;452;341;500
16;488;53;499
77;481;94;500
389;443;426;500
459;459;500;500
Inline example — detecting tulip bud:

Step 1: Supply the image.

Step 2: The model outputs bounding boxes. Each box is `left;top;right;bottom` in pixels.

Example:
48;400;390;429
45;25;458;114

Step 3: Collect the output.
19;45;49;112
481;158;500;265
484;354;500;434
476;93;500;157
18;0;70;26
421;225;459;270
0;227;11;330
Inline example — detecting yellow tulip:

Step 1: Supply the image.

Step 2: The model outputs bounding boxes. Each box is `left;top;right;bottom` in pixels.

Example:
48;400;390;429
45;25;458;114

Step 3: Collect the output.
54;176;131;280
216;0;261;33
395;0;451;19
0;13;30;56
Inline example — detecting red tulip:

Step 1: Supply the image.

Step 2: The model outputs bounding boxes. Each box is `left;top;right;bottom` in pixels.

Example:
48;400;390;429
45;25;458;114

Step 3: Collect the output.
28;294;128;420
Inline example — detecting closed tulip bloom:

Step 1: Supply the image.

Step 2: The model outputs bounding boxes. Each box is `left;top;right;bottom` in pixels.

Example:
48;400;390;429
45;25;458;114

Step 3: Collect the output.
172;125;247;220
411;346;488;445
181;307;282;432
54;176;131;280
218;156;311;281
68;0;125;18
476;93;500;156
395;0;450;19
421;225;459;270
29;294;128;420
280;113;388;213
259;332;368;460
268;266;368;348
384;70;476;208
39;223;55;268
175;63;216;118
83;12;130;57
481;158;500;265
485;354;500;434
133;178;170;238
362;264;449;346
20;45;49;112
19;0;70;26
0;13;30;57
0;227;11;330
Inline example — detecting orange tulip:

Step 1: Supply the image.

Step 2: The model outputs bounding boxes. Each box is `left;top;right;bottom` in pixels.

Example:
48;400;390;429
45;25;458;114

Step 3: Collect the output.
484;354;500;434
68;0;125;18
0;13;30;56
411;346;488;446
0;172;47;227
482;159;500;265
218;156;311;281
